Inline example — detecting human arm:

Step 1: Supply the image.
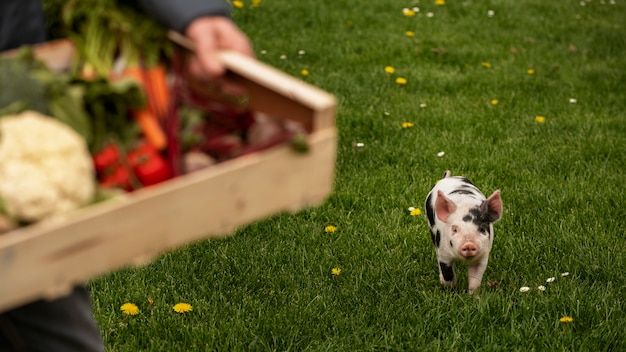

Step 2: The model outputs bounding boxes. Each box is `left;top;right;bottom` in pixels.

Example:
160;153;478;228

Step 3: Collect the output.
137;0;231;35
137;0;254;92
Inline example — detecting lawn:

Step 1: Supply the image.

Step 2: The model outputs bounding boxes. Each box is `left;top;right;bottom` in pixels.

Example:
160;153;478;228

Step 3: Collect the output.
89;0;626;350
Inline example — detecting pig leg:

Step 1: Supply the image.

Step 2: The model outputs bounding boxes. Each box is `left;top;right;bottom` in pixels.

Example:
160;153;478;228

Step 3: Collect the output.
467;258;489;293
439;261;456;287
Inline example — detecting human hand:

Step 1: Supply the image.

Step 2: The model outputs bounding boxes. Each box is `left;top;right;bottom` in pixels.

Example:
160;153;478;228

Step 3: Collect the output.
184;16;254;94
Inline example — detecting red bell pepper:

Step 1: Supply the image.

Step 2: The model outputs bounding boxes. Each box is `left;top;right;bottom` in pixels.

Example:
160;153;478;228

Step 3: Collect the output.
99;165;134;191
126;141;173;187
93;144;120;175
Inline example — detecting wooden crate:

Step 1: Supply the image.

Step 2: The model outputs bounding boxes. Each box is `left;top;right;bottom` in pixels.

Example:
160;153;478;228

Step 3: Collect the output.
0;40;337;312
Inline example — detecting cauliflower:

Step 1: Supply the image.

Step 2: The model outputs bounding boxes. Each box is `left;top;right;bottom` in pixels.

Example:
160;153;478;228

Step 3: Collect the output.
0;110;95;223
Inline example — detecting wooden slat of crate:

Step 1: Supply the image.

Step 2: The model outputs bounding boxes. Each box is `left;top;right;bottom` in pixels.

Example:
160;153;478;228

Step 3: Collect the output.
0;42;337;312
218;52;335;132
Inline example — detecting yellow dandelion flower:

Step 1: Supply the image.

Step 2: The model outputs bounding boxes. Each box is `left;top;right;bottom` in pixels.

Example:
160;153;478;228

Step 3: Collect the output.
402;122;414;128
120;303;140;316
232;0;244;8
491;99;499;105
481;62;492;68
410;208;422;216
559;316;573;323
396;77;407;85
535;116;546;123
403;8;416;17
527;68;535;75
252;0;261;7
405;31;415;37
324;225;337;233
148;298;154;305
385;66;395;74
173;303;193;313
331;268;341;276
300;69;309;76
435;0;446;5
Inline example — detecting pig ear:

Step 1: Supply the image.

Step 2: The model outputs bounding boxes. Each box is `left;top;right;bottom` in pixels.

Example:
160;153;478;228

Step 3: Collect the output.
485;190;503;221
435;190;457;223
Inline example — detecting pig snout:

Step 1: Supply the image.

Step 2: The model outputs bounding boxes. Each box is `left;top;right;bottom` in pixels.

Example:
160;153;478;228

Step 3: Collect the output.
460;242;479;258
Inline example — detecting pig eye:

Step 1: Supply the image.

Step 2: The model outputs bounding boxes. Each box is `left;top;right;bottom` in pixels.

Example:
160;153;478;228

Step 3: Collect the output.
451;225;459;235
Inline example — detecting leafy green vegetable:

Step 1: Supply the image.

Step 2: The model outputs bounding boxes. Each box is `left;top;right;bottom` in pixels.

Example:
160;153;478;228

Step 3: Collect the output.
80;77;145;151
43;0;173;75
0;50;145;152
48;85;92;144
1;51;93;144
0;55;49;115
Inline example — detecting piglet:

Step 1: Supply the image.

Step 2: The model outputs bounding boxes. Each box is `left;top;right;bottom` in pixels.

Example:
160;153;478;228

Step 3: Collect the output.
424;170;503;293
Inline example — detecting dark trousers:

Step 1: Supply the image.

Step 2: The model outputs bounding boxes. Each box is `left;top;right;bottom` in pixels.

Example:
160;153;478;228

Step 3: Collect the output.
0;286;103;352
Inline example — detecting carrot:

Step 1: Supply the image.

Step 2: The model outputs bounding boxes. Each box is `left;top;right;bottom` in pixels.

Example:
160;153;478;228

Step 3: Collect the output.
112;66;167;150
133;108;167;150
144;64;171;122
121;65;170;121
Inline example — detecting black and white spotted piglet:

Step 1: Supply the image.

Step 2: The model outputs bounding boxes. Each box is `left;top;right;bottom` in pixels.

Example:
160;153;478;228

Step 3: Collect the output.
425;171;503;293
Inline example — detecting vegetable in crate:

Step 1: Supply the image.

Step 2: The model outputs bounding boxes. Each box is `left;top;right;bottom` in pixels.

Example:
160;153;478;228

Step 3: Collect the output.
0;49;92;142
80;77;146;152
0;52;48;116
92;141;173;190
0;110;96;223
92;143;136;192
92;144;122;175
126;140;173;187
43;0;173;151
99;164;134;192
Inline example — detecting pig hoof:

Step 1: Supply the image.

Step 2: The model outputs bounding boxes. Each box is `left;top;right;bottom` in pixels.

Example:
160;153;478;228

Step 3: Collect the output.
439;276;457;287
468;282;483;294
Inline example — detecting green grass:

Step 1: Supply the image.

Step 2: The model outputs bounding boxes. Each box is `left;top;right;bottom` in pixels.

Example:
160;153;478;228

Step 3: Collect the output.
90;0;626;350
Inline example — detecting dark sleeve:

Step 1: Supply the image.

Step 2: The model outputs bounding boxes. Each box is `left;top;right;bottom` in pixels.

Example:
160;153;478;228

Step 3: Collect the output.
137;0;232;34
0;0;46;52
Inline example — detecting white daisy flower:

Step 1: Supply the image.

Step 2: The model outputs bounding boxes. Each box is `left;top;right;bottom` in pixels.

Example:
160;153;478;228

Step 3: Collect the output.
561;272;570;277
546;277;556;283
538;285;546;291
437;151;445;157
520;286;530;292
487;10;495;17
